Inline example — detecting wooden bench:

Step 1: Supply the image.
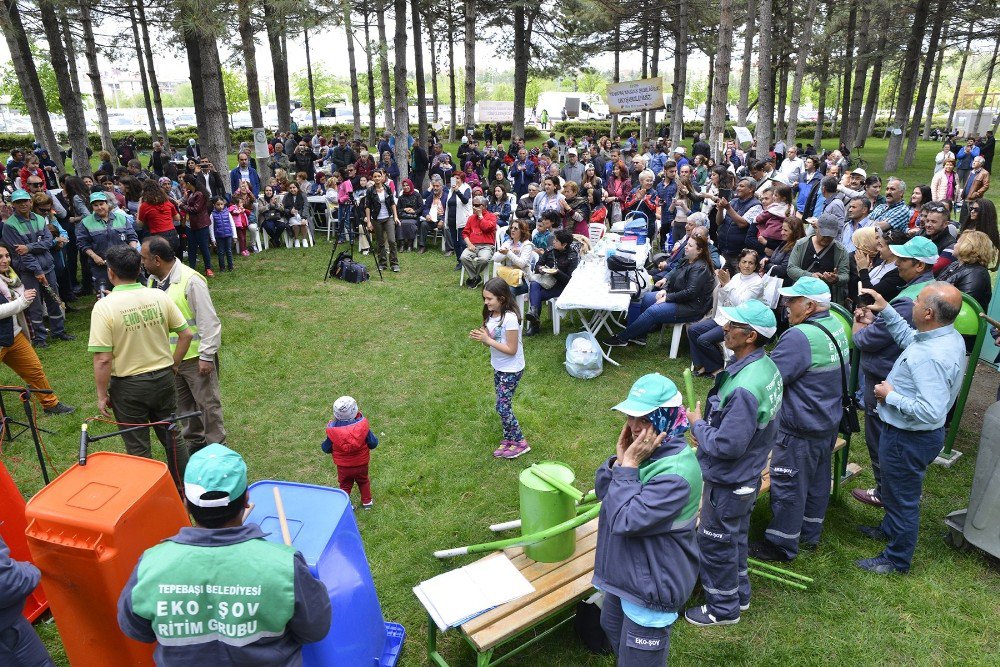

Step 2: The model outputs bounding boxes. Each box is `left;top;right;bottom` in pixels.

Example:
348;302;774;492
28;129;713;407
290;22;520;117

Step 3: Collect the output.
427;438;857;666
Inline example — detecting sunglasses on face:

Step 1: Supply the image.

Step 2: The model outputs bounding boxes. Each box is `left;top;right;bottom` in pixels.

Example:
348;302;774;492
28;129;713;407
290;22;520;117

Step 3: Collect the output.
970;206;980;212
37;207;51;213
27;181;43;187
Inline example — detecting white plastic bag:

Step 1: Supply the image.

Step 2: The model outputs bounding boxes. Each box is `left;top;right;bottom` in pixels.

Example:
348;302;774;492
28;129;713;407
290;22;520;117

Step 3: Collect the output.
565;332;603;379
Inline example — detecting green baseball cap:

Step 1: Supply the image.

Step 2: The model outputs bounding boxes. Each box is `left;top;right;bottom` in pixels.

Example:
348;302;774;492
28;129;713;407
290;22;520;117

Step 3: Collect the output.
10;189;30;202
89;191;109;203
612;373;683;416
721;299;778;338
779;276;832;305
890;236;938;265
183;443;248;508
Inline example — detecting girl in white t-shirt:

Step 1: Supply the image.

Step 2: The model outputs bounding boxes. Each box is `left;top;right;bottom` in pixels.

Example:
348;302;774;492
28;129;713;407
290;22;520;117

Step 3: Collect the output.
470;277;529;459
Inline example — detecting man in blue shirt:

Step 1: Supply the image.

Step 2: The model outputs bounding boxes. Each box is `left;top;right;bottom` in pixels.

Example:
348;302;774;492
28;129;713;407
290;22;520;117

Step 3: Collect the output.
869;177;911;233
855;282;966;574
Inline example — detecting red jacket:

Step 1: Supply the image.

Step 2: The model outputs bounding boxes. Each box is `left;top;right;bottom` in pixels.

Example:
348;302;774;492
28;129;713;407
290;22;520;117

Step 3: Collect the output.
326;416;372;467
463;210;497;245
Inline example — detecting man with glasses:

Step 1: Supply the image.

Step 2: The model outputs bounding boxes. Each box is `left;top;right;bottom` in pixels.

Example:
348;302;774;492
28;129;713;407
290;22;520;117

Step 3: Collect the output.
24;174;67;218
459;195;498;288
0;190;72;348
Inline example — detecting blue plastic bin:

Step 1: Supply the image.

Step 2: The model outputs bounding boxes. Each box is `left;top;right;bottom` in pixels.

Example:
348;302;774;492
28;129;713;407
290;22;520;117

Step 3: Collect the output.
246;481;402;667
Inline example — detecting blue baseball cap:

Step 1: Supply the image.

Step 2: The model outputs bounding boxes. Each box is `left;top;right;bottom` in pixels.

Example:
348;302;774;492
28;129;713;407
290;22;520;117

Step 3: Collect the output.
721;299;778;338
10;189;30;202
89;192;108;203
779;276;832;305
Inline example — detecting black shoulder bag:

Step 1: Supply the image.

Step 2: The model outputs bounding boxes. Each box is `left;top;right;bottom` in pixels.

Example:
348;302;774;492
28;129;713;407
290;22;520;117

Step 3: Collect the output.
801;319;860;435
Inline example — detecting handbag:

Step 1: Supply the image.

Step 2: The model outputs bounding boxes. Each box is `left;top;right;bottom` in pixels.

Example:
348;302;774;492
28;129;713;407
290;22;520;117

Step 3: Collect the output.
496;265;523;287
801;319;860;435
760;273;784;308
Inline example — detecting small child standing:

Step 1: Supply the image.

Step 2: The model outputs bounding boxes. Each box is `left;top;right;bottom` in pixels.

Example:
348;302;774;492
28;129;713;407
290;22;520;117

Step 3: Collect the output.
322;396;378;509
470;277;530;459
209;196;237;271
229;195;250;256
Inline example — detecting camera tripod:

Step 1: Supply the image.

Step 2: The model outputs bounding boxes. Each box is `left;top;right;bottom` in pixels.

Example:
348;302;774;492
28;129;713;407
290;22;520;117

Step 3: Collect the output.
323;204;384;281
0;386;55;483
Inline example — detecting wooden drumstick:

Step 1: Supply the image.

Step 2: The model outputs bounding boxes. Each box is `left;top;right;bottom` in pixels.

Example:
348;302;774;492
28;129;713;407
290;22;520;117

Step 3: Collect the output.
273;487;292;546
979;312;1000;330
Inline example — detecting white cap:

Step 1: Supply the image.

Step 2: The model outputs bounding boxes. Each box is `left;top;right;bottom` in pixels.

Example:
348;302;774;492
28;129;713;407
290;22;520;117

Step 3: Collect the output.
674;146;686;155
567;148;577;155
333;396;359;421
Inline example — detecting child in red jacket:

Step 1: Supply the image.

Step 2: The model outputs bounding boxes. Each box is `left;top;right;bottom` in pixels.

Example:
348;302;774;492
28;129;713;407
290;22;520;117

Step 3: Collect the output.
321;396;379;509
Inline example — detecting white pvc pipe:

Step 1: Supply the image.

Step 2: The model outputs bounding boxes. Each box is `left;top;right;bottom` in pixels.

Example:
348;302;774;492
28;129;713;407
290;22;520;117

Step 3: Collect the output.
489;519;522;532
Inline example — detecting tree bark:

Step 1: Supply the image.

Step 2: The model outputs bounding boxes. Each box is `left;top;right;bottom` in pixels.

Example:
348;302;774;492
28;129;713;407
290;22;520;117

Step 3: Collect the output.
775;1;791;140
648;13;661;141
737;16;755;126
238;0;264;132
884;0;931;172
127;0;158;140
38;2;90;176
135;0;169;149
1;0;61;168
813;2;835;152
264;4;291;132
610;22;620;139
394;0;409;180
376;2;394;131
640;21;649;144
411;0;428;146
755;0;774;153
446;5;457;141
186;29;230;190
973;38;999;135
362;10;377;145
947;23;973;132
856;34;886;147
341;0;361;140
785;0;817;145
922;22;947;140
59;8;79;98
703;50;714;138
304;26;318;134
80;0;115;162
904;0;946;166
837;0;857;147
671;0;688;146
845;5;871;148
427;8;440;124
463;0;476;134
710;0;735;159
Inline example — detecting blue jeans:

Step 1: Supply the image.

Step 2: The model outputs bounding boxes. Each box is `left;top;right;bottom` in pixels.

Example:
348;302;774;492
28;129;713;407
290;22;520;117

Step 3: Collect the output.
188;226;213;271
878;424;944;571
216;236;234;270
619;292;699;341
688;318;725;372
528;280;563;311
337;202;354;241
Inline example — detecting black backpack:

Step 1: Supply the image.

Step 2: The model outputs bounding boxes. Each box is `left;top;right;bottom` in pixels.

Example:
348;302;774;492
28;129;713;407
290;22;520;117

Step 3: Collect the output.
331;251;370;283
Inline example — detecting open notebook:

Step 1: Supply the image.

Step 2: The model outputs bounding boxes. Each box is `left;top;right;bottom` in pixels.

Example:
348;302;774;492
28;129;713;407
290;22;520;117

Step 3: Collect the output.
414;554;535;631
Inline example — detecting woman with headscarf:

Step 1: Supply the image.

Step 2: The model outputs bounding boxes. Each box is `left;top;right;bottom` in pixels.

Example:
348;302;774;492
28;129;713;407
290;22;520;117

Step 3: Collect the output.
395;179;423;251
463;161;482;190
489;169;512;195
593;372;701;666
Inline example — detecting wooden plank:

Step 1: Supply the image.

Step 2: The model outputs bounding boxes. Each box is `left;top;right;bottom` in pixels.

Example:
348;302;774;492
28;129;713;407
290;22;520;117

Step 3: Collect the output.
462;547;596;636
834;437;847;452
507;530;598;580
469;572;595;650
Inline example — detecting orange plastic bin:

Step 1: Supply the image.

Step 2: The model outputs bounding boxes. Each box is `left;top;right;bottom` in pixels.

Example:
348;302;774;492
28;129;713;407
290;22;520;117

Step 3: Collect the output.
0;458;47;622
25;452;189;667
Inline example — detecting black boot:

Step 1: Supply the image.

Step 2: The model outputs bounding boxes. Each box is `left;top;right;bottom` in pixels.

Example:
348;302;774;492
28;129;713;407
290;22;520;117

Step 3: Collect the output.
524;307;541;337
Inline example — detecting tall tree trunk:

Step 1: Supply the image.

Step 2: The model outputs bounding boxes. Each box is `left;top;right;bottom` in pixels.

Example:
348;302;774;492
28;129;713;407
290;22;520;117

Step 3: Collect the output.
264;4;291;132
830;68;842;137
813;3;835;152
710;0;735;159
238;0;264;131
856;34;886;147
973;38;1000;134
905;1;946;165
703;51;714;138
755;0;774;154
737;17;755;126
80;0;115;162
648;14;660;141
671;0;688;147
463;0;476;134
393;0;409;180
610;23;620;139
1;0;61;167
838;0;857;147
376;2;394;131
427;9;440;124
304;27;318;134
775;2;790;139
135;0;169;149
186;30;230;190
947;23;973;131
340;0;361;140
845;5;871;148
59;8;79;98
362;10;377;145
785;0;817;145
640;21;649;144
411;0;428;146
38;2;90;176
884;0;931;171
127;0;157;140
446;6;457;141
922;22;948;140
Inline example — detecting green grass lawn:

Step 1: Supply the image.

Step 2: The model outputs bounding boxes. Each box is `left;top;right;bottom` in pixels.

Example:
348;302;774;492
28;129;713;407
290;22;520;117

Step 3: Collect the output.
6;137;998;665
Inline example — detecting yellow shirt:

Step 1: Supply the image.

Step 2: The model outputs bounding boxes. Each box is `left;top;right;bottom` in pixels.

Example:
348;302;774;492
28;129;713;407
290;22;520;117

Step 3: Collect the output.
88;283;189;377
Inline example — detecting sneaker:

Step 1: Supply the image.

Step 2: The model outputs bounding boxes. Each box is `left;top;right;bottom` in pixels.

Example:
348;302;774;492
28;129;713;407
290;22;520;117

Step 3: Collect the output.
241;250;250;256
362;501;374;510
749;540;792;562
856;555;904;575
628;337;647;346
444;250;455;257
206;269;215;277
503;440;531;459
378;265;387;271
684;605;739;627
602;335;628;348
493;441;513;457
856;524;888;541
32;339;48;349
391;265;400;273
739;601;750;612
851;488;884;508
43;402;75;415
52;333;75;341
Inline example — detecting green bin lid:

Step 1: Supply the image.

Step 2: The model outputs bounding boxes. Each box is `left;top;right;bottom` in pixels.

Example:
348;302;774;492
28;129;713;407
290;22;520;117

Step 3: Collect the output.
519;461;575;492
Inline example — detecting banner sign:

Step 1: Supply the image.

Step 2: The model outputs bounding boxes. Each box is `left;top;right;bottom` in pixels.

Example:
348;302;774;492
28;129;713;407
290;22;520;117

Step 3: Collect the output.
606;78;665;114
253;128;269;160
478;101;515;122
734;126;754;145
